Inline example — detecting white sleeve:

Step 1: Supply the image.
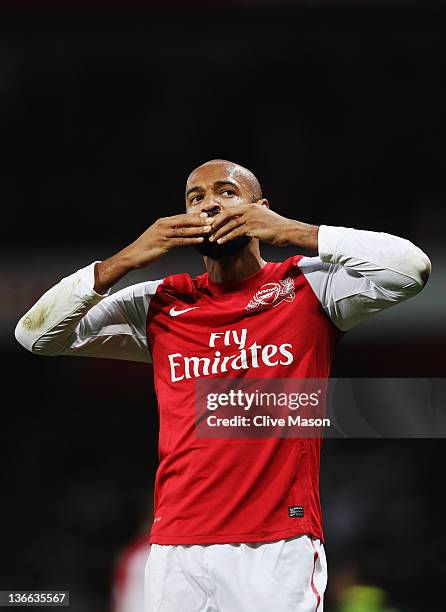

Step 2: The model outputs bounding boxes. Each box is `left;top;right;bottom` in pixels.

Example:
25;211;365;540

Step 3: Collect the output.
298;224;432;331
14;261;163;363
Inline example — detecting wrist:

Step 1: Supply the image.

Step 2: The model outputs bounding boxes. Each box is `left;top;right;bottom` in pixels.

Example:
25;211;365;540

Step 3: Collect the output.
284;220;320;253
281;219;302;245
113;246;145;271
94;252;137;294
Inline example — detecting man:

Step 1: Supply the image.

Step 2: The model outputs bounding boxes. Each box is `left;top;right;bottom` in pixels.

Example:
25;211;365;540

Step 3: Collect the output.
15;159;431;611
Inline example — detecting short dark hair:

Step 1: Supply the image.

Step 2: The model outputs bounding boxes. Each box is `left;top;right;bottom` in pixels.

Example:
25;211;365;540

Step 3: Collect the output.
195;159;263;201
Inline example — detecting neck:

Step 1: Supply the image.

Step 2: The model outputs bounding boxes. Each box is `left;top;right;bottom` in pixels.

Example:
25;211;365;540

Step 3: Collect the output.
204;243;267;284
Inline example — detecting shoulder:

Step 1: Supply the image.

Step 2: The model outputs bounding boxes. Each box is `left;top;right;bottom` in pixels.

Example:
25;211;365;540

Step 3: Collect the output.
109;279;165;305
296;255;334;274
273;254;334;277
156;272;201;298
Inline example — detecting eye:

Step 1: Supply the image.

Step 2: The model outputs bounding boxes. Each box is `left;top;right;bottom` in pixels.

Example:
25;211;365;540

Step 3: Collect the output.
190;194;203;204
221;189;235;196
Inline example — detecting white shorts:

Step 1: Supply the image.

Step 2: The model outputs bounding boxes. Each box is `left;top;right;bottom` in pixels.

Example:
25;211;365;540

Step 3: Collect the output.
144;535;327;612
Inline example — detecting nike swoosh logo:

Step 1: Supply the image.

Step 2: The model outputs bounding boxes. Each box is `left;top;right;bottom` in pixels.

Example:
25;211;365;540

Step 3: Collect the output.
169;306;199;317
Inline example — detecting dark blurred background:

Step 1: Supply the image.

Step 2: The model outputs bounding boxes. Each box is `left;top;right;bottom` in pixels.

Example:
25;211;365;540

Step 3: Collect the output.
1;2;445;611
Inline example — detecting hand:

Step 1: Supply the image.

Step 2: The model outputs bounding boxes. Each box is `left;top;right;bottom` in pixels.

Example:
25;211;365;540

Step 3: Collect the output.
208;204;297;247
123;212;212;268
94;212;211;293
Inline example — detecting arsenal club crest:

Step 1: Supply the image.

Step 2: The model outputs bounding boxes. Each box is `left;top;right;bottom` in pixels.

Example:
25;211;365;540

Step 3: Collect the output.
245;277;296;312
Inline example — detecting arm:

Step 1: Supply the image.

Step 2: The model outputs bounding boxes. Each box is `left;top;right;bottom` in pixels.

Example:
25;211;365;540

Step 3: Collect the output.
204;204;431;329
15;212;211;359
14;261;162;361
298;225;432;331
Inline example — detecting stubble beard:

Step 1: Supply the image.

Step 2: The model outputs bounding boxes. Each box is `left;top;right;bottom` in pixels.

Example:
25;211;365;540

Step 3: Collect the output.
193;235;252;259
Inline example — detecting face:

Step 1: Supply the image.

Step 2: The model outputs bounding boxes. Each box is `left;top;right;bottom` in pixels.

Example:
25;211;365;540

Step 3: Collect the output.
185;162;256;258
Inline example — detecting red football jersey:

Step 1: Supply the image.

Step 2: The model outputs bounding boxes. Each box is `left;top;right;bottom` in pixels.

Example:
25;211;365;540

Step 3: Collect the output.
147;256;343;545
16;224;430;545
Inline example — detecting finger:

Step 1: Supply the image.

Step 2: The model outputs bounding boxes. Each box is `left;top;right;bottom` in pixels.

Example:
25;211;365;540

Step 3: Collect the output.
216;225;248;244
167;225;212;238
168;213;210;228
209;217;244;242
170;236;205;246
210;208;245;231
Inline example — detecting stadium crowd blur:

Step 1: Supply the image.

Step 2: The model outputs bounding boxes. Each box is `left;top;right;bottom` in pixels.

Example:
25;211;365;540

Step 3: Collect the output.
1;1;445;611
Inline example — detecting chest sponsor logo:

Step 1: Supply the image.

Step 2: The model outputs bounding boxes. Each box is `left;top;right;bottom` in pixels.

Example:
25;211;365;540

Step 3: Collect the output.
169;306;199;317
168;328;294;382
246;277;295;312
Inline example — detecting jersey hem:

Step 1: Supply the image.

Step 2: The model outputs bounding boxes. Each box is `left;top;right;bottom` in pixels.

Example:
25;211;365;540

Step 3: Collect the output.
149;523;323;545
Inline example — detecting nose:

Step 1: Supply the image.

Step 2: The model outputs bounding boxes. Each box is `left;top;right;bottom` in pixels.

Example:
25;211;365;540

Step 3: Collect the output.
200;202;222;217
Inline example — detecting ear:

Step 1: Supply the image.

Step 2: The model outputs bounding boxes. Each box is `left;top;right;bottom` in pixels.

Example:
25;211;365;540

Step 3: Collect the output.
257;198;269;209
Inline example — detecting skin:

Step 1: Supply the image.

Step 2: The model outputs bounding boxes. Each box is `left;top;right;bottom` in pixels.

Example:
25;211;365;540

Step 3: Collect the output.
94;160;320;294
